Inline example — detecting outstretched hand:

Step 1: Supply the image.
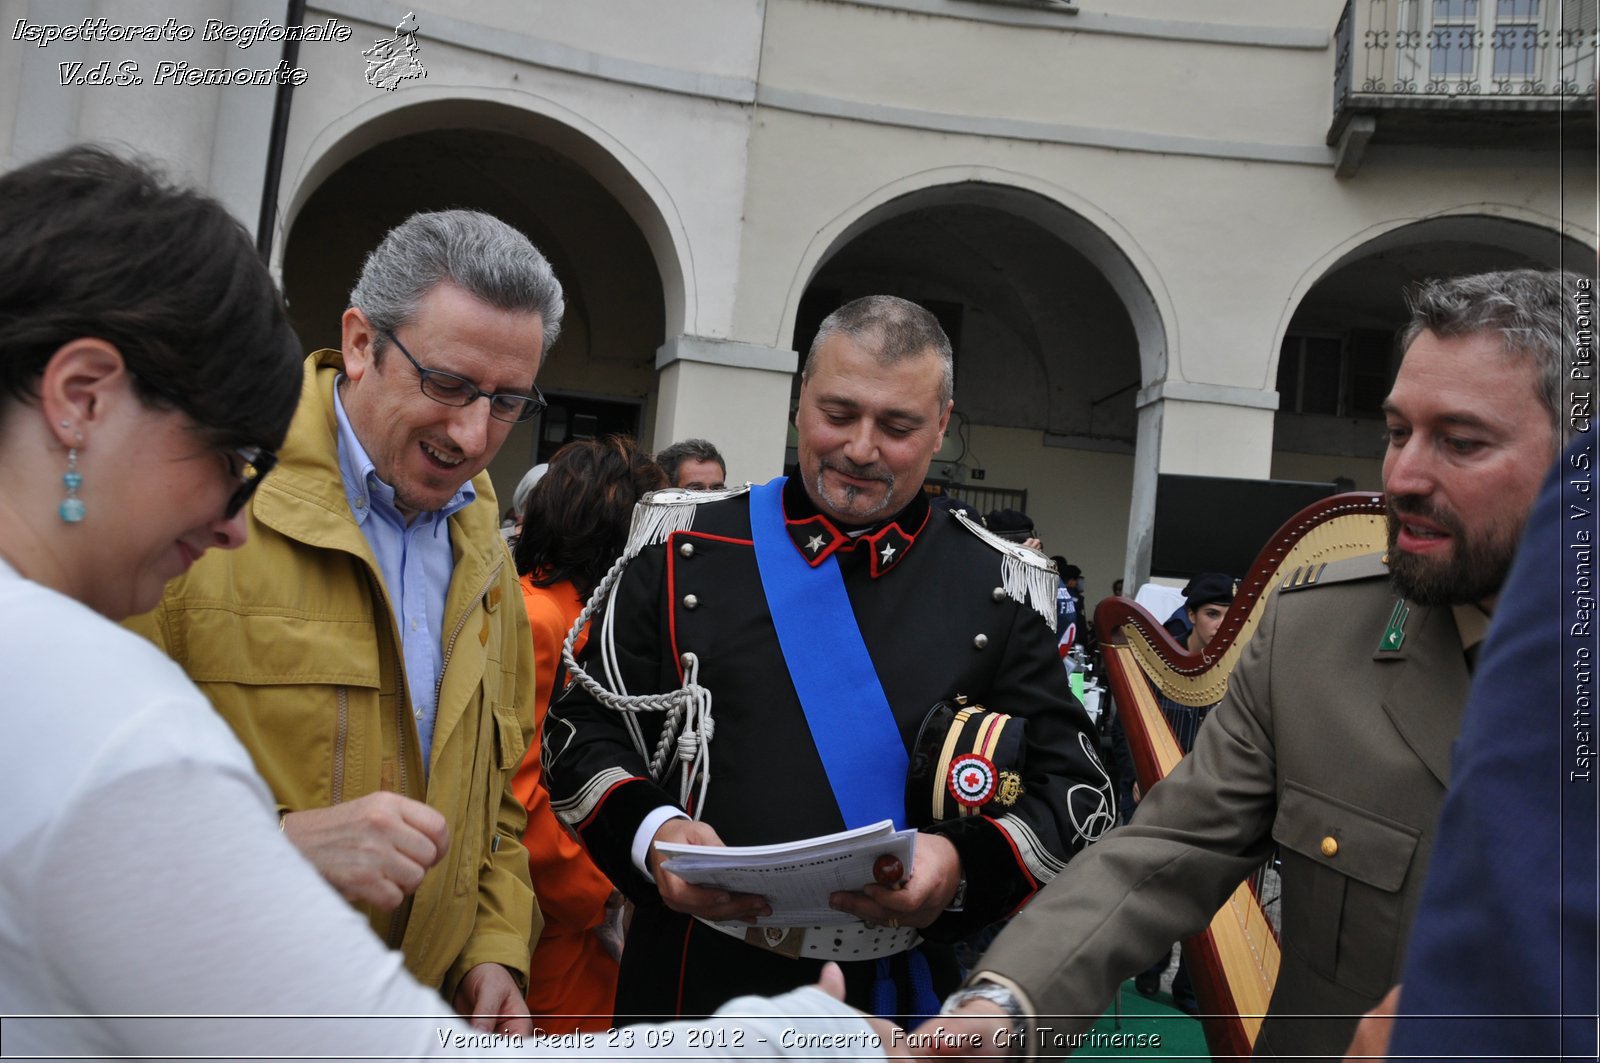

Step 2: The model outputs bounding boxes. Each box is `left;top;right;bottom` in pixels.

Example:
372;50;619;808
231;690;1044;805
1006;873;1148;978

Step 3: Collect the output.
907;1003;1018;1058
814;963;912;1059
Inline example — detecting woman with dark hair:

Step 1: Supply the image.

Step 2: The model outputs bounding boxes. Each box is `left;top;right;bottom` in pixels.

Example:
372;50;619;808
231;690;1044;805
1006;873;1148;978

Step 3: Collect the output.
511;436;667;1029
0;148;883;1059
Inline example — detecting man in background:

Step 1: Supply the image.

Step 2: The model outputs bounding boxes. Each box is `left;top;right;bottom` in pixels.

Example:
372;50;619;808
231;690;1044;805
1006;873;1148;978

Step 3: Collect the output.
656;437;727;491
1112;570;1239;823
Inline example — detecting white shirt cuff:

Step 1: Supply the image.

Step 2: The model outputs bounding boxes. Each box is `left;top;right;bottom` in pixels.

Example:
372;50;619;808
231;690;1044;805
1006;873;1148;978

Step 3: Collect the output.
632;805;691;881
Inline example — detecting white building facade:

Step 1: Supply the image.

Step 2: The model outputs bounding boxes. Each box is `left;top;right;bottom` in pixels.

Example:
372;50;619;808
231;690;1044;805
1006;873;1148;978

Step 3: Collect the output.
3;0;1594;589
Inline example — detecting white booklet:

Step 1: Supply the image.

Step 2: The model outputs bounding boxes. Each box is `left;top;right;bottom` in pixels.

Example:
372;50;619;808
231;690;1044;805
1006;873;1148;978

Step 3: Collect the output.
656;819;918;927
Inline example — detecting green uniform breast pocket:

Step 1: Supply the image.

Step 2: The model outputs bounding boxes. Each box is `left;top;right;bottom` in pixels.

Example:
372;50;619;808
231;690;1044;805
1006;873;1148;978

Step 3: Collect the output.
1272;781;1421;995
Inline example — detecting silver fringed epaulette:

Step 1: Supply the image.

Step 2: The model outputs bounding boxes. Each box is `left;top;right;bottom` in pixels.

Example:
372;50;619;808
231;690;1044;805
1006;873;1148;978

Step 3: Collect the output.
950;509;1059;633
561;484;752;814
622;484;752;559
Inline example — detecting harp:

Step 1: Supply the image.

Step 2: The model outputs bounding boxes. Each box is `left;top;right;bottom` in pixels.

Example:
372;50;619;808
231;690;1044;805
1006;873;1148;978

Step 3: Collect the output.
1094;491;1389;1057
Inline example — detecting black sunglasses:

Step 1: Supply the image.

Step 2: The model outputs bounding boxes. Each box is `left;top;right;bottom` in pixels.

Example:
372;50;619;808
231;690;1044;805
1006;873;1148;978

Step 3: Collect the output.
224;445;277;519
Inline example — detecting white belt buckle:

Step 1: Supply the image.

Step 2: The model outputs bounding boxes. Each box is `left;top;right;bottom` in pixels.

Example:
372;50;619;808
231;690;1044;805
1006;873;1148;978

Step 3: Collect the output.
701;917;921;960
744;924;807;958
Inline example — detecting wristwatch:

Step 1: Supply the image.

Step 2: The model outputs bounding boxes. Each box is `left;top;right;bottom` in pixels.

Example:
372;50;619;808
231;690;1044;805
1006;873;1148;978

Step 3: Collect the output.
940;981;1026;1044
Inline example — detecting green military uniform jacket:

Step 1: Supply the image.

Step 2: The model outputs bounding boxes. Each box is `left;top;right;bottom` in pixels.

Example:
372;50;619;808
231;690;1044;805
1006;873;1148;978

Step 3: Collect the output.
972;553;1471;1060
127;351;539;996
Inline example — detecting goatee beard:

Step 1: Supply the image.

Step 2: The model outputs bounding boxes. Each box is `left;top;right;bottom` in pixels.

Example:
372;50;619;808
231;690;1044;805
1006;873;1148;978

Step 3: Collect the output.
1385;500;1514;606
814;460;894;521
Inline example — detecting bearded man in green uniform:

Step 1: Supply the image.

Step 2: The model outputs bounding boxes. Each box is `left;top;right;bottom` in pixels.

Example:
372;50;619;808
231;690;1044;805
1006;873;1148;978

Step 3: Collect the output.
927;269;1573;1061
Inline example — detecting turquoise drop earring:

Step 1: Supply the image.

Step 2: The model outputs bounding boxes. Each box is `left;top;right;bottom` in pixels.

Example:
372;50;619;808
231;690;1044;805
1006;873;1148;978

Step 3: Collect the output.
59;425;85;523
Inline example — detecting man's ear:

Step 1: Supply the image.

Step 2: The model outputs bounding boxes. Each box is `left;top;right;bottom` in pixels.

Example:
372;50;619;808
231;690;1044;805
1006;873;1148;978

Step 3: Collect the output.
935;399;954;447
37;338;128;446
341;307;378;382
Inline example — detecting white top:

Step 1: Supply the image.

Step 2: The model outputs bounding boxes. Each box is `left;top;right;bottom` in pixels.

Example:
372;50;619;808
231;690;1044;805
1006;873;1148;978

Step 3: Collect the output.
0;560;883;1060
1133;581;1186;626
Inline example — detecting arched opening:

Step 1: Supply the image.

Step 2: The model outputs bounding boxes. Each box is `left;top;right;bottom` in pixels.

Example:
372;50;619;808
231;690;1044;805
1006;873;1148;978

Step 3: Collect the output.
1271;214;1593;489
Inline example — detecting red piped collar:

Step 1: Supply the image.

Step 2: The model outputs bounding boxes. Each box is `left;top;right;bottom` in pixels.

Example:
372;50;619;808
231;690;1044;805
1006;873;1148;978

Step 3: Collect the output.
778;476;930;579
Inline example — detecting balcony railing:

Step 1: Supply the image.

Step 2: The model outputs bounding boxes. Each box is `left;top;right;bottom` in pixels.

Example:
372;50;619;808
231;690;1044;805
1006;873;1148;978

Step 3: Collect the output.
1335;0;1596;107
1330;0;1595;165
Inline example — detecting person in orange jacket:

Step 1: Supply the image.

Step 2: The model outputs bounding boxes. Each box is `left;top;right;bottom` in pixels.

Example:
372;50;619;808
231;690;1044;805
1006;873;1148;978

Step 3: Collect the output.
510;436;667;1031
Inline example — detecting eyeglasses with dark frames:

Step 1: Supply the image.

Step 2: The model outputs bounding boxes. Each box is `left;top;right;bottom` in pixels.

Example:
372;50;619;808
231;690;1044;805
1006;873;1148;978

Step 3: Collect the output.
382;330;546;423
224;445;277;519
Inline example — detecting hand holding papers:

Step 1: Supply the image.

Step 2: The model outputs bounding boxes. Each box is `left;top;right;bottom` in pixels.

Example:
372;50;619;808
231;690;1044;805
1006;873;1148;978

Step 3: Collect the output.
656;819;917;927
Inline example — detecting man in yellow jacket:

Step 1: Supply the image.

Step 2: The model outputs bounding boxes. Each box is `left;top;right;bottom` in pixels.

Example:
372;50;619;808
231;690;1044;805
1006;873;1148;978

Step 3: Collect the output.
128;210;562;1033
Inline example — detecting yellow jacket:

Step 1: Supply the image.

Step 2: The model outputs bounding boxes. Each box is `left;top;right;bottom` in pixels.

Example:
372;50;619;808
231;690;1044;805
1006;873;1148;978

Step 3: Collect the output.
127;351;539;996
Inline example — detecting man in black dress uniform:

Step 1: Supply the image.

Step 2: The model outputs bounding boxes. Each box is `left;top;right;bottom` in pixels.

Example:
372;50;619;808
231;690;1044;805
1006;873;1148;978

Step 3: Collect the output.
545;295;1114;1021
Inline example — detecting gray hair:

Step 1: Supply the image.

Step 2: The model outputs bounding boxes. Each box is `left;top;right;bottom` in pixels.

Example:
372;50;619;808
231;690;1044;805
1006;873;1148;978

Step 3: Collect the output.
801;295;954;408
1400;269;1574;445
349;209;564;354
656;438;725;484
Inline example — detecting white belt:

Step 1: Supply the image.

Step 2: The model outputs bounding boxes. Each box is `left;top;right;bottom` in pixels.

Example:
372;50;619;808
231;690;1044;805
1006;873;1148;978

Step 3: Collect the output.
698;917;921;960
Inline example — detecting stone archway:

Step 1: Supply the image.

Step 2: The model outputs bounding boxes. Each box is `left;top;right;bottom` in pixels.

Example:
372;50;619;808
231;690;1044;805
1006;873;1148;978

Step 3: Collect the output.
1270;213;1594;490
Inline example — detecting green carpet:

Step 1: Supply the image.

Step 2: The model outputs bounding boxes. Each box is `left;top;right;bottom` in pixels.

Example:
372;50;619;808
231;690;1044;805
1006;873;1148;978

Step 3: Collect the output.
1043;980;1211;1060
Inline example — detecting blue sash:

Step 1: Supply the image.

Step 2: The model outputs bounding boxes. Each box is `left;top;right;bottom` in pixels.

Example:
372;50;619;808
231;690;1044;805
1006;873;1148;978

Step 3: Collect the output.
748;478;908;829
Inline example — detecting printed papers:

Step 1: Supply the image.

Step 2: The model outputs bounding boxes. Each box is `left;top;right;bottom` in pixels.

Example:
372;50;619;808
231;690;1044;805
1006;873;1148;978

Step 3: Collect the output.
657;819;917;926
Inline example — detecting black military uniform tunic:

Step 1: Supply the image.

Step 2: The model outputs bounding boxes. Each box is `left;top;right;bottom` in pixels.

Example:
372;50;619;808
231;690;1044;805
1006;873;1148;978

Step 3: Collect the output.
546;477;1112;1020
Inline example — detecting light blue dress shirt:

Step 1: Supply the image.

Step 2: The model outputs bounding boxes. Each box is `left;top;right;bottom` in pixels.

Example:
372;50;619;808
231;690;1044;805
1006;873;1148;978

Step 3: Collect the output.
332;381;475;780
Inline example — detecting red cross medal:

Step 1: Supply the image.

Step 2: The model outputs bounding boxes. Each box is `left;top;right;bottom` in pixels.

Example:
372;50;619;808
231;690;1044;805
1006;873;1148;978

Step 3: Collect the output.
947;753;997;809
